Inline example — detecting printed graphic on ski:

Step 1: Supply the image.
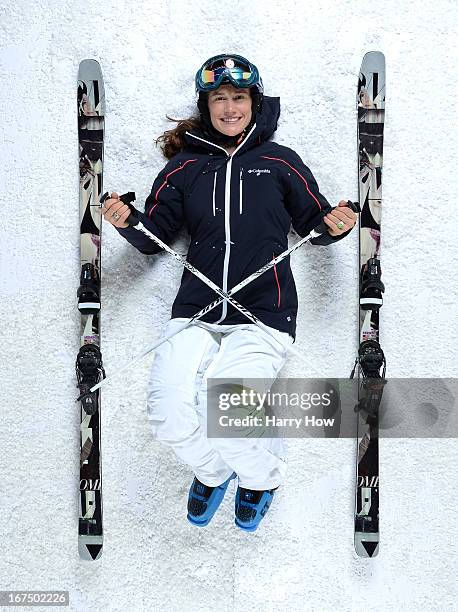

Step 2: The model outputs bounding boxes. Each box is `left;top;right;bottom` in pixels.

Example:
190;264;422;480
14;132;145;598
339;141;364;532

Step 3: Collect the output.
354;51;386;558
76;59;105;561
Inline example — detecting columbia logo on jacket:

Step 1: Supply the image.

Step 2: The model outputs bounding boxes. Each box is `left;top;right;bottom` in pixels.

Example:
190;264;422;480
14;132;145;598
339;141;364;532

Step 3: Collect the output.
248;169;271;175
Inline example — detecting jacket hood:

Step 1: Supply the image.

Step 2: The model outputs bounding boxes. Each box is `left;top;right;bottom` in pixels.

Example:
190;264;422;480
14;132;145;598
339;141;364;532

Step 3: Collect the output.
251;95;281;143
185;95;281;154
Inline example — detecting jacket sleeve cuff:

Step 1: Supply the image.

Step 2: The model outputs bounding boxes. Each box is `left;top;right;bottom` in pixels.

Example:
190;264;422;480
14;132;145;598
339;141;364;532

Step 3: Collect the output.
114;224;161;254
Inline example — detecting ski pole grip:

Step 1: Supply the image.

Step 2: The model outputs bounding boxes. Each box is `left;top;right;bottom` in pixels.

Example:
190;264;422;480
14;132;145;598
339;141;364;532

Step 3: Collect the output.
100;191;139;226
346;200;361;214
119;192;139;227
313;200;360;235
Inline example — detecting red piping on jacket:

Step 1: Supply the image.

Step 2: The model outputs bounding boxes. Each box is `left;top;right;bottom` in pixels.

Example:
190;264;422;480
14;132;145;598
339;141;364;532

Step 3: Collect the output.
148;159;197;218
273;255;281;308
260;155;322;211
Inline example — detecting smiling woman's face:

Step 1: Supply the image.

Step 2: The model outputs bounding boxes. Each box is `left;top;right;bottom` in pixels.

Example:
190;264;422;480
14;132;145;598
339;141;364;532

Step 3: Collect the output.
207;84;253;136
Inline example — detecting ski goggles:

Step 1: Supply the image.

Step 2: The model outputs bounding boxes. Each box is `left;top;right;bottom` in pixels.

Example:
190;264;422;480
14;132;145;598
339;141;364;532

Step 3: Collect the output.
195;54;262;93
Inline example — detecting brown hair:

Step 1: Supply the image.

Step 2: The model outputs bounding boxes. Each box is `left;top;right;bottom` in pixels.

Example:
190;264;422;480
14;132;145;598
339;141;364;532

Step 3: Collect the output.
156;115;203;160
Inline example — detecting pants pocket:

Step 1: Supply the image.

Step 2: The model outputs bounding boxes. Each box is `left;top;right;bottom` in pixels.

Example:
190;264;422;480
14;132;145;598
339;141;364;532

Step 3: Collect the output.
147;386;200;443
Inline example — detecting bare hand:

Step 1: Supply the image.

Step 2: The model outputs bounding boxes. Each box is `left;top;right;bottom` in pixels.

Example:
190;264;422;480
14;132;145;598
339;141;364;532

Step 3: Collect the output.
101;192;131;229
323;200;357;236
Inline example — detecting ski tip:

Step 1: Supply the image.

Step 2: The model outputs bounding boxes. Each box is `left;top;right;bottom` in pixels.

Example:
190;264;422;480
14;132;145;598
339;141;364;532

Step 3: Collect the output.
363;50;385;58
360;51;386;72
77;58;104;82
79;538;103;561
78;58;101;70
77;59;105;116
355;533;379;558
78;59;103;84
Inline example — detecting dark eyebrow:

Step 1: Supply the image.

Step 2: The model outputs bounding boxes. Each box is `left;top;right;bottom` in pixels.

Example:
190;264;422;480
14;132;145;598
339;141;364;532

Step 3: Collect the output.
209;89;248;96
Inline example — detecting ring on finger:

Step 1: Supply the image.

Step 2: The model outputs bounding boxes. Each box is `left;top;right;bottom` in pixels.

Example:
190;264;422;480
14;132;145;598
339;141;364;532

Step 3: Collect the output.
336;221;345;230
113;212;121;221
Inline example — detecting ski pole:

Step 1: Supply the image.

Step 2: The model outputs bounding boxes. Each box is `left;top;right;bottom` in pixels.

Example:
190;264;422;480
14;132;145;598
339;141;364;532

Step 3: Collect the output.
101;193;307;353
89;195;360;394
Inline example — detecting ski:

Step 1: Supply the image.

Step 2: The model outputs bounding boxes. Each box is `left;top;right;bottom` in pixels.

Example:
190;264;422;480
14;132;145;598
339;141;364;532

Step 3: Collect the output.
76;59;105;561
352;51;386;558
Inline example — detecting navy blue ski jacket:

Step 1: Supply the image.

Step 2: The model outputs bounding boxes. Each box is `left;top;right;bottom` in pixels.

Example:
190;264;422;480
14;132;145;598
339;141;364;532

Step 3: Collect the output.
117;96;350;338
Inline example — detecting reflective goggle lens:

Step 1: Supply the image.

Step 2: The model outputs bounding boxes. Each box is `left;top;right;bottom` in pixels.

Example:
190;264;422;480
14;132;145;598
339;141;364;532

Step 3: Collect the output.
198;56;257;90
201;66;253;85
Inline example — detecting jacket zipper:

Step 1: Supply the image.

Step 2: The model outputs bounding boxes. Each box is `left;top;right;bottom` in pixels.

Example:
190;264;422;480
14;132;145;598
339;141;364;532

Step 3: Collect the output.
273;256;281;308
212;172;217;216
239;168;243;214
218;125;257;322
185;126;257;322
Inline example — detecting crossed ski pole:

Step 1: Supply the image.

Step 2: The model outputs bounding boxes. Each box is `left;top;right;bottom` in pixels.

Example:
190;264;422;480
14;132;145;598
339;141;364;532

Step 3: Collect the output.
90;193;359;394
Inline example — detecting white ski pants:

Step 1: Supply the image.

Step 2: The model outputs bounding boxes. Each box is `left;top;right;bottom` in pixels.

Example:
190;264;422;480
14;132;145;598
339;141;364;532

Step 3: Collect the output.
146;318;292;490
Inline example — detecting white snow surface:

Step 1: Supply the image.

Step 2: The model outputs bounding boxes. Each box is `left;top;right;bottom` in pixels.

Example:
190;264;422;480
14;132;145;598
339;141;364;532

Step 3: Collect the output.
1;0;457;611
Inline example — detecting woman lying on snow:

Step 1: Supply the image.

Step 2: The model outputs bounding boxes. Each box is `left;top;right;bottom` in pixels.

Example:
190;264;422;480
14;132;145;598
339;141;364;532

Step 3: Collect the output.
102;53;356;532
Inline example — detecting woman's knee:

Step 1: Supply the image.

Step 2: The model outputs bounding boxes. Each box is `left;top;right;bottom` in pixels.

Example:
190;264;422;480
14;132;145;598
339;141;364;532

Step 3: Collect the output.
146;385;199;442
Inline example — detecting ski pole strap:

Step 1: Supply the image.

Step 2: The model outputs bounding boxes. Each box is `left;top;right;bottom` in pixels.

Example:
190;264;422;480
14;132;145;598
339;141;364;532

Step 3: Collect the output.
102;191;296;362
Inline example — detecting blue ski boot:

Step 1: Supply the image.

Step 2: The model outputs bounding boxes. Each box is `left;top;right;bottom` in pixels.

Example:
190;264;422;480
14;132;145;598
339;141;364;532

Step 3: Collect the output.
187;473;236;527
235;486;276;532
